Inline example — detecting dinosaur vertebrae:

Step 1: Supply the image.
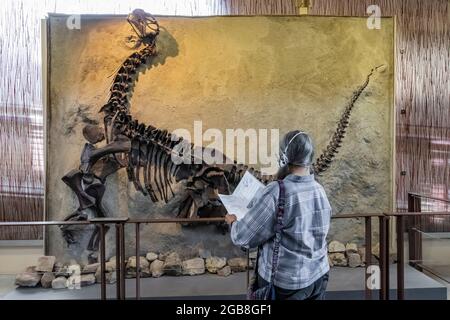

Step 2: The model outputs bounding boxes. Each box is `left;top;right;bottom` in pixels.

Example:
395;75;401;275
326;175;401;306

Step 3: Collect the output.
100;44;157;132
312;68;378;175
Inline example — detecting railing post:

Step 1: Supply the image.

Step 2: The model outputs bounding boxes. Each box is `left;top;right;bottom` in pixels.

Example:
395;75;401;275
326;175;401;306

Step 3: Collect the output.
115;223;121;300
385;216;390;300
408;193;422;267
379;216;387;300
120;222;126;300
364;216;372;300
135;222;140;300
396;215;405;300
99;223;106;300
246;248;250;289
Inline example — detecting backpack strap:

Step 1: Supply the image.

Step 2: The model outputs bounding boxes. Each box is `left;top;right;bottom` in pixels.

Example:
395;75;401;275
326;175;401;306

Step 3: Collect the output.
268;180;285;284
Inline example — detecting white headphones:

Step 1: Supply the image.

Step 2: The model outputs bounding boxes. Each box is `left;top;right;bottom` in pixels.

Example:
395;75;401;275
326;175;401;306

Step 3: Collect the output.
278;131;306;167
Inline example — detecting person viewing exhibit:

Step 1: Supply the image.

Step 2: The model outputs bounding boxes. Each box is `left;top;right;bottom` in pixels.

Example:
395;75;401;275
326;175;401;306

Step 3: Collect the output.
225;131;332;300
0;0;449;310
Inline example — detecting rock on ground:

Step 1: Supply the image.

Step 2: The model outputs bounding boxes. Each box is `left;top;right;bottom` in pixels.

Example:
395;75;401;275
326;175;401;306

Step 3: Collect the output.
345;243;358;254
328;241;345;253
182;258;205;276
40;272;55;288
15;272;42;287
163;252;183;276
80;274;96;286
51;277;68;289
329;253;348;267
205;257;227;273
36;256;56;272
347;253;362;268
126;256;150;270
146;252;158;262
227;257;248;272
82;263;99;274
150;259;164;277
328;255;334;267
217;266;232;277
95;269;116;284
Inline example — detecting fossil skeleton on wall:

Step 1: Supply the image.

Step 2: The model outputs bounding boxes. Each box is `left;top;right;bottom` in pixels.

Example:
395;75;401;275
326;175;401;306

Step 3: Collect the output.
61;9;384;259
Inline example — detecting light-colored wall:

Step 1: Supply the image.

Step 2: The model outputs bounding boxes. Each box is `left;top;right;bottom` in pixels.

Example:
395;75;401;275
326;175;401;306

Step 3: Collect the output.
0;242;44;274
46;15;394;264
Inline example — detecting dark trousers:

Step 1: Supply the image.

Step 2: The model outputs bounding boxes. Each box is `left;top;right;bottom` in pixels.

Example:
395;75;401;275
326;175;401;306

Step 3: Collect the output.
257;272;329;300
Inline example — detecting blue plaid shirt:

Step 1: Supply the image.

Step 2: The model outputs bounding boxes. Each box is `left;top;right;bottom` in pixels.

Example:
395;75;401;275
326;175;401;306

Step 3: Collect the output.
231;174;332;290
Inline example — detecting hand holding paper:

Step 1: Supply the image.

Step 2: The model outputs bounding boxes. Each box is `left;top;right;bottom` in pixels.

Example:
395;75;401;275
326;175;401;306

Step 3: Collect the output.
219;171;265;220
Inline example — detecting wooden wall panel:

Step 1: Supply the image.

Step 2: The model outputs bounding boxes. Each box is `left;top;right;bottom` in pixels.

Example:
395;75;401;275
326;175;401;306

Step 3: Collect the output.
1;0;448;239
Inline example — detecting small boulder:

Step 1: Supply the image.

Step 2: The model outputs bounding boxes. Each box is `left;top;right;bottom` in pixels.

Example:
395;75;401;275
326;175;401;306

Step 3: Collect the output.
25;266;37;273
163;252;183;276
36;256;56;272
127;256;150;270
146;252;158;262
150;259;164;278
328;241;345;253
80;274;96;286
348;253;362;268
158;252;169;261
54;265;70;277
227;257;248;272
51;277;68;289
217;266;232;277
15;272;41;287
40;272;55;288
82;263;100;274
345;243;358;254
105;261;116;272
95;269;116;284
182;258;205;276
205;257;227;273
328;255;334;267
329;253;348;267
66;264;81;276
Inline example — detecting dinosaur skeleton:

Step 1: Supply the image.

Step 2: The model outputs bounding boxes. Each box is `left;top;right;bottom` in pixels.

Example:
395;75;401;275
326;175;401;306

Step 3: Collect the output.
61;10;382;259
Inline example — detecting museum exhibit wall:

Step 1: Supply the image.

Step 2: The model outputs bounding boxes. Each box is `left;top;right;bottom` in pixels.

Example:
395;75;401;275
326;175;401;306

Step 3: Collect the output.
0;0;448;258
45;14;393;263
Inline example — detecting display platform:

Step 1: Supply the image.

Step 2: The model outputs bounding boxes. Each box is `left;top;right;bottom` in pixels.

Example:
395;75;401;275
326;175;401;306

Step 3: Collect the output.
1;265;446;300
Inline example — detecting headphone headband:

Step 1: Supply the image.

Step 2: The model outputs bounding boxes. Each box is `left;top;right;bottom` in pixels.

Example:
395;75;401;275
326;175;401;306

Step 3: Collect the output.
279;131;307;167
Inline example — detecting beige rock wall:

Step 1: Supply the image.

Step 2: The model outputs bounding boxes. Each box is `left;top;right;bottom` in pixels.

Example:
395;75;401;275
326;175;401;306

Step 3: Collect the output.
46;15;394;263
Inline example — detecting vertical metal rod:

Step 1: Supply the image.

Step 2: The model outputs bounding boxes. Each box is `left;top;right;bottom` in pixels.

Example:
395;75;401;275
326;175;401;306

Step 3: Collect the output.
408;194;422;266
397;215;405;300
115;224;121;300
379;216;386;300
246;249;250;288
365;217;372;300
385;217;390;300
135;223;140;300
99;224;106;300
120;223;126;300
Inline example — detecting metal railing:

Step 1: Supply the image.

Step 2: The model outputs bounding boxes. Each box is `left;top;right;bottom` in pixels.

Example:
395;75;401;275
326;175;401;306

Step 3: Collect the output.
2;210;450;300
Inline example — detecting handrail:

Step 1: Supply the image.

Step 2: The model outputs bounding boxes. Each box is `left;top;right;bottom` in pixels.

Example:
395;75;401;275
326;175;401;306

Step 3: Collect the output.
3;211;450;300
0;212;393;227
408;192;450;204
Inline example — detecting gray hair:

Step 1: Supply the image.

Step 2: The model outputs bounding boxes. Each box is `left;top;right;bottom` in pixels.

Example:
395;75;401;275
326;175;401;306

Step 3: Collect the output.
280;130;314;167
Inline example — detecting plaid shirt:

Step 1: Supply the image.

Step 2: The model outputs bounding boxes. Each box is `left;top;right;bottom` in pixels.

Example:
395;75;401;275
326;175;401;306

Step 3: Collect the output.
231;174;332;290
